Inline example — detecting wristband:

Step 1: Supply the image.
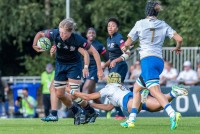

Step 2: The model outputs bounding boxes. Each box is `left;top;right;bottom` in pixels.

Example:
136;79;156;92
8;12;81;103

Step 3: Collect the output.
84;65;88;69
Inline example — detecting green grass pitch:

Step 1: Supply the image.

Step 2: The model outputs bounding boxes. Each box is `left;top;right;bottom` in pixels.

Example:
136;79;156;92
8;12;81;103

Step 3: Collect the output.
0;117;199;134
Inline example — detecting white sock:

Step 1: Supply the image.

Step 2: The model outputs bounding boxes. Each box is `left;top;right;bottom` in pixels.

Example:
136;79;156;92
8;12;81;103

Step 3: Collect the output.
165;105;175;117
128;113;136;121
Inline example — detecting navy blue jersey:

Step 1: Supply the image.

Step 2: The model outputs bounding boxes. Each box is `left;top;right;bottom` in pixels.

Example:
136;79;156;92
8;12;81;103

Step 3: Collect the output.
44;29;89;63
89;40;106;66
106;32;125;61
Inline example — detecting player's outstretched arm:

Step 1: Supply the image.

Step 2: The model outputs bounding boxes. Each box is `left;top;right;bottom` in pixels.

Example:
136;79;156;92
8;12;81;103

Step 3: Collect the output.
69;88;101;101
32;31;45;52
90;103;114;111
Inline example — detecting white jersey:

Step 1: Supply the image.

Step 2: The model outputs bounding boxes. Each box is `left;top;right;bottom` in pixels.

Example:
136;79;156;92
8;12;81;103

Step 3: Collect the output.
99;83;130;107
128;18;176;59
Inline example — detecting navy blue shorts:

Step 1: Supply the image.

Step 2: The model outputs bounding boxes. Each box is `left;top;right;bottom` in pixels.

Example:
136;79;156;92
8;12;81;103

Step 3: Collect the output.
110;61;128;83
85;65;98;83
54;61;82;81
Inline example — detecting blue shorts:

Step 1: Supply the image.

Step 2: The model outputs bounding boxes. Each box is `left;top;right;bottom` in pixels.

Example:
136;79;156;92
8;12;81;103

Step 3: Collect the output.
54;61;82;81
139;56;164;88
110;61;128;83
122;91;149;112
85;65;98;83
122;92;133;112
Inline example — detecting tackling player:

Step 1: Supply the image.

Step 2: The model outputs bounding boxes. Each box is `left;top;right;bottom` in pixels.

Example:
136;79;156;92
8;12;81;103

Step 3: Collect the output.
68;72;188;120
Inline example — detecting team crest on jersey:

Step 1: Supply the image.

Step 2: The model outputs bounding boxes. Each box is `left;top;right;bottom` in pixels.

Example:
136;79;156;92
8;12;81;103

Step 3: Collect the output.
108;43;115;48
70;46;75;51
57;42;61;48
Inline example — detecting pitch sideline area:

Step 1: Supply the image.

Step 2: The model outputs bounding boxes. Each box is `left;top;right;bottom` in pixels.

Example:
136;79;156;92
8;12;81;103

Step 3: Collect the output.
0;117;199;134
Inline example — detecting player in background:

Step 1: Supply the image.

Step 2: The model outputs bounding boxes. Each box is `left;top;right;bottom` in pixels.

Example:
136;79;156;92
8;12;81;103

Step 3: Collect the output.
67;72;188;117
82;28;109;104
120;1;183;130
102;17;131;120
32;18;103;125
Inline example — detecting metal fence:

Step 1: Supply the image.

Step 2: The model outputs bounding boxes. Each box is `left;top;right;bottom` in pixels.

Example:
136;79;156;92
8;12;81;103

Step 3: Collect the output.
127;47;200;72
2;47;199;83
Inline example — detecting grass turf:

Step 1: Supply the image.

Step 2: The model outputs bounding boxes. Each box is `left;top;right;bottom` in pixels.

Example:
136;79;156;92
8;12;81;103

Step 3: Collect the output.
0;117;199;134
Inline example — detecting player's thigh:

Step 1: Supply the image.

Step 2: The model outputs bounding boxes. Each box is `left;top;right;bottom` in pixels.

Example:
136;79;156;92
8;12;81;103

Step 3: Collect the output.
67;62;82;80
145;96;163;111
54;61;68;82
82;80;96;93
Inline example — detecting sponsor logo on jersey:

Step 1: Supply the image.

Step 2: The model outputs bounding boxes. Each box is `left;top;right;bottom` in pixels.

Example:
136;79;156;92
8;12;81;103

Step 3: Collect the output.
57;43;61;48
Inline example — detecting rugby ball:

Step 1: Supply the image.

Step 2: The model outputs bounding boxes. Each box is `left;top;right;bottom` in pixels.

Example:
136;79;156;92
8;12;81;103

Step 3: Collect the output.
37;37;51;51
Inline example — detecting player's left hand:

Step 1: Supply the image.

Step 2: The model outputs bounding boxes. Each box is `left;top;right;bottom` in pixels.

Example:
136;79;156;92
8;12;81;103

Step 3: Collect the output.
82;68;89;78
121;45;129;52
172;47;181;54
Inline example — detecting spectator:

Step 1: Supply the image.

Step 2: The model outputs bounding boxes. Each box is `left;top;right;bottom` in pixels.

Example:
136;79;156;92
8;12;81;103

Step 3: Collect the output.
160;61;178;86
129;61;141;80
0;73;10;118
41;63;55;117
15;88;37;118
197;62;200;80
177;61;198;85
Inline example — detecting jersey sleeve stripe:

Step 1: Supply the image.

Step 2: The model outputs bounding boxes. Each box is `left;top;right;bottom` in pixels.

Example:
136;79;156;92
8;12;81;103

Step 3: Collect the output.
100;49;107;55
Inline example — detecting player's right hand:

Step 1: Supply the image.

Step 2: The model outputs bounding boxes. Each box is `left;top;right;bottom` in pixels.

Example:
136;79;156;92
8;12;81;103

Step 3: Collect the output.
50;45;56;56
32;45;45;52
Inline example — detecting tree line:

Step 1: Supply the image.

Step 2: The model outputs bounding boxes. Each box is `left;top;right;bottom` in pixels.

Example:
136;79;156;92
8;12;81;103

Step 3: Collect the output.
0;0;199;76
